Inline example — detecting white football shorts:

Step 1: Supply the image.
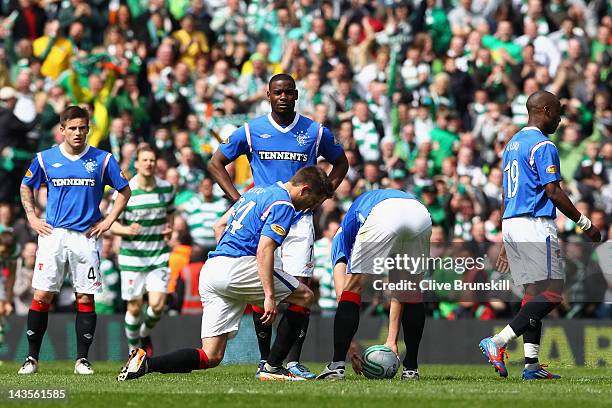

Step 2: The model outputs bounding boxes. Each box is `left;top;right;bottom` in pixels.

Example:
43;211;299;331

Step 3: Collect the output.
32;228;102;294
121;268;169;301
350;198;432;276
199;255;299;338
502;216;564;286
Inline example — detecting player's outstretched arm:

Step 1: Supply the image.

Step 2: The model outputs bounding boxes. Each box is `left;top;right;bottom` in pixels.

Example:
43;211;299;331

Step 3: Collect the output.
256;236;280;326
384;299;403;356
20;184;52;236
208;151;241;203
88;185;132;238
544;181;601;242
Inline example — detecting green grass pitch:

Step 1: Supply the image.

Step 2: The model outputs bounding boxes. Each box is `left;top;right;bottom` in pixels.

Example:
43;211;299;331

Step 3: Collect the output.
1;362;611;408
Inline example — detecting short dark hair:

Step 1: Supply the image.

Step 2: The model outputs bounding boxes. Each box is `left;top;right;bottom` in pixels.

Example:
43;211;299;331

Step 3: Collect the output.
269;73;295;88
60;106;89;126
290;166;334;199
136;143;158;160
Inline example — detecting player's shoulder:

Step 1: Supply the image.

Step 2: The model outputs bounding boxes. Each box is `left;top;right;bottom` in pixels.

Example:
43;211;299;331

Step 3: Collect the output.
263;182;293;206
84;146;114;163
127;176;139;188
297;113;324;132
38;144;60;159
246;114;271;128
516;128;551;145
154;176;173;189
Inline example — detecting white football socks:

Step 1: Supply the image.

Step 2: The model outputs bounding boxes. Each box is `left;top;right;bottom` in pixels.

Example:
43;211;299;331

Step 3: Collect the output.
492;325;516;348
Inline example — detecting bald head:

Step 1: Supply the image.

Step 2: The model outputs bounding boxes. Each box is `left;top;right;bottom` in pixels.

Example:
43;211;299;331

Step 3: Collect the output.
526;91;558;112
526;91;561;134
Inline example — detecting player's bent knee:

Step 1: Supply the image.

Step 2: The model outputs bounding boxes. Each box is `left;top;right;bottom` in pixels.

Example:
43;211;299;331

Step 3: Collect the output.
75;293;95;304
33;290;54;304
343;274;362;293
127;301;142;315
303;287;314;306
201;348;224;368
288;284;314;308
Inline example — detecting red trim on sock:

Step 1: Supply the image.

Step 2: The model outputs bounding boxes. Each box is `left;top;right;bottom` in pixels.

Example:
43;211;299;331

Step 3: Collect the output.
287;304;310;316
251;304;265;314
521;294;534;307
77;303;95;313
31;300;50;312
541;290;562;304
197;348;209;369
340;291;361;305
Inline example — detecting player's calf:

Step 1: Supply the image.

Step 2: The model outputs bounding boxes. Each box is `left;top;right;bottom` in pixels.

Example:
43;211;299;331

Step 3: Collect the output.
124;304;143;354
19;294;52;374
75;295;97;375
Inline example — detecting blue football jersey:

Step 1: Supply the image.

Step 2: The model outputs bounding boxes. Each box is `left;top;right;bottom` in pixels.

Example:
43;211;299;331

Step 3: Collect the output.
22;144;129;232
502;127;562;219
219;113;343;186
331;189;416;266
209;182;295;258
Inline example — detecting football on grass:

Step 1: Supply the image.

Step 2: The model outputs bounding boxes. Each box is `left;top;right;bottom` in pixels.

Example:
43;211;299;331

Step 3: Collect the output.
361;345;400;379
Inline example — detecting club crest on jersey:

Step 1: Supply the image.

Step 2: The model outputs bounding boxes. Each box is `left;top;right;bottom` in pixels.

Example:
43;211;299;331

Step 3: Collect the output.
25;169;32;177
295;130;308;146
271;224;286;236
546;165;557;174
83;158;97;173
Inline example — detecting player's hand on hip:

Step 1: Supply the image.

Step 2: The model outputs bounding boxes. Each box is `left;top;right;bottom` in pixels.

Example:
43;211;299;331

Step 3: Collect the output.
260;297;277;326
28;216;53;236
584;226;602;243
87;218;113;239
495;245;510;273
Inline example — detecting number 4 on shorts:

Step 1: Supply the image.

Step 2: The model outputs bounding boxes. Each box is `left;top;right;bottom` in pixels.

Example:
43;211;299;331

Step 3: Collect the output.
88;267;95;280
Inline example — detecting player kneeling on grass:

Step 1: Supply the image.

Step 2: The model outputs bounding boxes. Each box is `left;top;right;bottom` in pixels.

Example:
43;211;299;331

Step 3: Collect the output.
118;166;334;381
316;189;432;380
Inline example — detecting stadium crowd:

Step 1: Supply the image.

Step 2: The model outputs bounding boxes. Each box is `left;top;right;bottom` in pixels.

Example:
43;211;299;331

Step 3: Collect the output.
0;0;609;321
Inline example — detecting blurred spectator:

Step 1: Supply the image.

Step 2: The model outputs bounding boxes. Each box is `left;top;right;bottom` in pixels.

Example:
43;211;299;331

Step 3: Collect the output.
13;240;35;316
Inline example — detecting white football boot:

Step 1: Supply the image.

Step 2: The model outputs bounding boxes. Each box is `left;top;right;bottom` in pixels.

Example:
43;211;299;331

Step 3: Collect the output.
17;356;38;374
74;358;94;375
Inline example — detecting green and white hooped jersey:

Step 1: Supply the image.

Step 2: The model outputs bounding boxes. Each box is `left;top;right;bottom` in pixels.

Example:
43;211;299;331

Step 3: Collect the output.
312;238;336;312
112;176;175;273
180;195;228;249
352;117;381;162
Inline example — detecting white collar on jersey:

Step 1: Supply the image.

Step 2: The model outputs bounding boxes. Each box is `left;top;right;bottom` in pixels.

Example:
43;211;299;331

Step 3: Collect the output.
267;112;300;133
276;181;289;192
522;126;544;134
59;143;90;161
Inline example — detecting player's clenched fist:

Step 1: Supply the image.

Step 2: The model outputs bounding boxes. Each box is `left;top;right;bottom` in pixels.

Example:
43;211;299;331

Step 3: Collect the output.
584;225;602;243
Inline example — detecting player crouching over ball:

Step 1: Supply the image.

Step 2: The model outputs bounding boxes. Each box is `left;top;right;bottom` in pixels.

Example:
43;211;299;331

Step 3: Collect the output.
117;166;334;381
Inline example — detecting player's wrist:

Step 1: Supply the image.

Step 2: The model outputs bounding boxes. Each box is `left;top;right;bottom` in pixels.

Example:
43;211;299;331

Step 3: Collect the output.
576;214;592;231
